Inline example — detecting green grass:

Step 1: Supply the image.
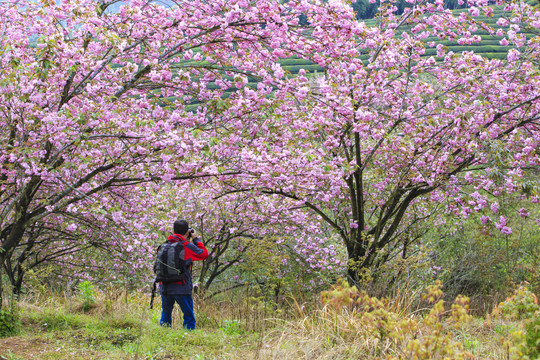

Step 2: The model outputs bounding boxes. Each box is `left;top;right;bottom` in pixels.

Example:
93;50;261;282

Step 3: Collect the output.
0;351;26;360
1;284;536;360
0;293;268;359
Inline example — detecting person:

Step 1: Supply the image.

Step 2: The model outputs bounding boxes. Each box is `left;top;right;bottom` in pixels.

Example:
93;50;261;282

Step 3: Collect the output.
159;219;208;330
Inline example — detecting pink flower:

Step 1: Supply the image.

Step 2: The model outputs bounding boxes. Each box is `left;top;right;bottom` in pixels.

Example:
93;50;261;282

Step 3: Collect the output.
296;87;309;100
183;49;193;60
497;18;509;27
507;49;520;62
519;208;530;218
500;226;512;235
469;7;480;17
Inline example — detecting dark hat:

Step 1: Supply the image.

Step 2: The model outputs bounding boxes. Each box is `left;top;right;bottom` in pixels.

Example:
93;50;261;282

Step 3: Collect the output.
173;219;189;235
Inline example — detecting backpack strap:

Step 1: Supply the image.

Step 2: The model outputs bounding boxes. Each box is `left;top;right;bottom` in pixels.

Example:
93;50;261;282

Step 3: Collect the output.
170;234;184;242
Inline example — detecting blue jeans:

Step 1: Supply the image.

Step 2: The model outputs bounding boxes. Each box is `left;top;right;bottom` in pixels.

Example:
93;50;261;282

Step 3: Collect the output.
160;294;196;330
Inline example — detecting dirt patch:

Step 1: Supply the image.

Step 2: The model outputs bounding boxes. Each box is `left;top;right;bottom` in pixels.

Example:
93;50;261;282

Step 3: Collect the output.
0;336;118;359
0;337;52;358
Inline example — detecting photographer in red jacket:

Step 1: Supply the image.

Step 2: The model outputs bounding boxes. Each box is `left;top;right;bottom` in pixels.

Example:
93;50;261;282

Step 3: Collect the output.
159;219;208;330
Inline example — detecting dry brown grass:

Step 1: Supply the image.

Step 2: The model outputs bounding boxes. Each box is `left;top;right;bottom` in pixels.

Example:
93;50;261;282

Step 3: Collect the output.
254;282;535;360
2;282;535;360
256;306;528;360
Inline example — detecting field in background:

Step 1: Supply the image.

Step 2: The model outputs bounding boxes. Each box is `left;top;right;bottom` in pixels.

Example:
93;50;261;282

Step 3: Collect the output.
279;4;538;73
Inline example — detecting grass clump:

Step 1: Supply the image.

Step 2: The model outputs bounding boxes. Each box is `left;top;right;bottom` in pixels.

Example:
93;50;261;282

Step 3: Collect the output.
0;350;25;360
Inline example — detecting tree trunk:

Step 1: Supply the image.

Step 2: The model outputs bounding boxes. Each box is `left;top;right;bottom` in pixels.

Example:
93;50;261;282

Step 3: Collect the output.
346;243;372;287
0;253;4;310
347;265;360;287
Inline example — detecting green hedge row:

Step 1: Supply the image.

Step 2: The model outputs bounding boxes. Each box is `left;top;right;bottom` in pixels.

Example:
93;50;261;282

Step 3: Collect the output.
429;39;512;46
425;32;535;44
423;44;510;55
476;52;508;60
278;58;314;66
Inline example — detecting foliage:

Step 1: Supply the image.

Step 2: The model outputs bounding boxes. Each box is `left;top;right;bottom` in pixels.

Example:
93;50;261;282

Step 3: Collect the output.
215;0;540;287
139;181;346;297
219;319;244;335
350;0;472;20
77;281;97;311
0;0;336;301
0;0;539;314
434;232;534;310
234;231;346;304
0;285;534;359
493;284;539;321
429;190;539;312
0;307;19;338
524;312;540;359
0;0;356;302
275;279;476;359
490;285;540;359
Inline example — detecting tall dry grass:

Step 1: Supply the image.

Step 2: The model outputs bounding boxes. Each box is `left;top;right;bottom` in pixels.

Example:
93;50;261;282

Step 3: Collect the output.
257;281;537;360
4;280;536;360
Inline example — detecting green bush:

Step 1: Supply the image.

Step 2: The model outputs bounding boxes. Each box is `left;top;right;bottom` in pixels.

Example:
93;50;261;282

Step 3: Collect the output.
525;312;540;359
77;281;97;311
482;52;508;60
446;45;510;53
0;308;20;338
493;285;539;321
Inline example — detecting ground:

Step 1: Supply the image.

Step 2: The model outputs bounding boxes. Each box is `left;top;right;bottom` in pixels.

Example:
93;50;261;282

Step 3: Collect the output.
1;337;52;359
0;335;133;360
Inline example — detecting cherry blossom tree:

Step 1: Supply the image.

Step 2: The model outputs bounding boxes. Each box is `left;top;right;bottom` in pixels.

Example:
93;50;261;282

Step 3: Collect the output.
0;0;351;305
214;0;540;285
2;0;538;303
3;185;161;295
138;180;346;294
8;179;346;297
3;212;112;295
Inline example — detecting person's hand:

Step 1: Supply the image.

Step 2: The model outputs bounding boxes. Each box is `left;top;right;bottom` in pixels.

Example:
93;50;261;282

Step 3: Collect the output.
190;229;197;239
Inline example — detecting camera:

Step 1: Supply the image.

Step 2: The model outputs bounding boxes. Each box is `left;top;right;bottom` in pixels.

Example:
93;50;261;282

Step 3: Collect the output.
188;228;194;236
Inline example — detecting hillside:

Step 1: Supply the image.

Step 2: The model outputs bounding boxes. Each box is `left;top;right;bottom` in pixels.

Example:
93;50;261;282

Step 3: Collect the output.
277;3;537;75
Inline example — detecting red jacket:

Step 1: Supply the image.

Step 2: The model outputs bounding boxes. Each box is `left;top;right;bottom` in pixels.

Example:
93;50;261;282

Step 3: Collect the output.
159;234;208;295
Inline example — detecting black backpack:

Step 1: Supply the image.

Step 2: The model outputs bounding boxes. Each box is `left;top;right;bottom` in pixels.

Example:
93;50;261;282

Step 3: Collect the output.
153;241;187;283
